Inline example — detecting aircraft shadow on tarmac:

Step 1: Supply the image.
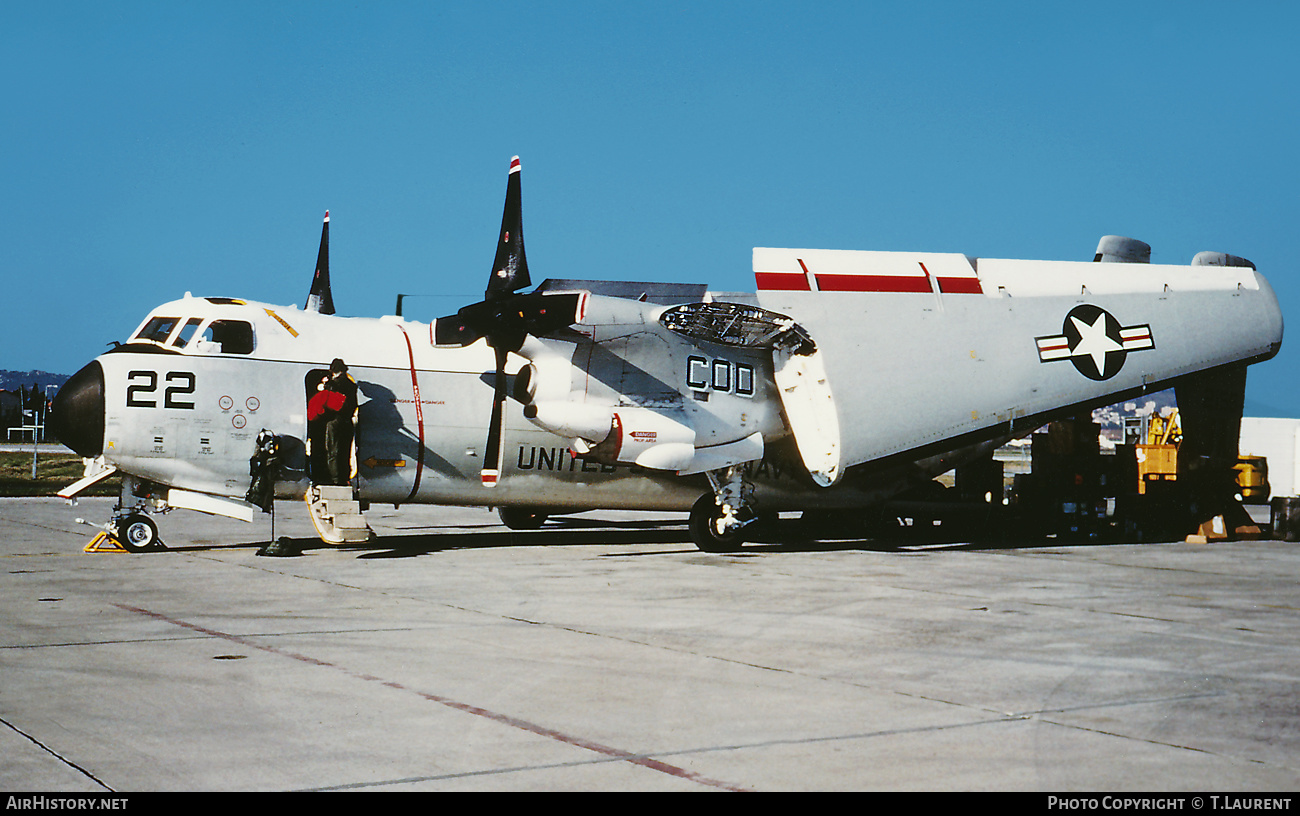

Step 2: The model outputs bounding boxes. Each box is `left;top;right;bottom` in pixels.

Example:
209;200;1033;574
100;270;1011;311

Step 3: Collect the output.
153;515;1121;559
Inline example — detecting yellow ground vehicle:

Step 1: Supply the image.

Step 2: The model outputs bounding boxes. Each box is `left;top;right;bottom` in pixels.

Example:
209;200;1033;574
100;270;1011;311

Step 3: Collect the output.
1234;455;1270;502
1135;410;1181;495
1135;409;1269;501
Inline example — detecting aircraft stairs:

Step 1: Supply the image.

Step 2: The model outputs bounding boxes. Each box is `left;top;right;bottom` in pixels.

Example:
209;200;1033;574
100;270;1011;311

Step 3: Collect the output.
306;484;372;545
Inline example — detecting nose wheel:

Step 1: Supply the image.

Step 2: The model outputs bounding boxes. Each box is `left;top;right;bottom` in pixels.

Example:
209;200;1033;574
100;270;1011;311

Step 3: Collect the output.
113;513;162;552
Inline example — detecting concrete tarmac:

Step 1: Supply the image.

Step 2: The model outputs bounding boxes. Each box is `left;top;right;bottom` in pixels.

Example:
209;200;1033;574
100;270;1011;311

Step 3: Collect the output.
1;496;1297;792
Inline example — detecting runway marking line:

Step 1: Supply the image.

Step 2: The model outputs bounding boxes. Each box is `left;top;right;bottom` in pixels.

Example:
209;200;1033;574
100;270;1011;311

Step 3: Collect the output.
113;603;747;792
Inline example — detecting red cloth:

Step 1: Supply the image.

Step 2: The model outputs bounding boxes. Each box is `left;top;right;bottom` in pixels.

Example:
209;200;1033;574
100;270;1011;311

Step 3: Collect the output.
307;389;346;420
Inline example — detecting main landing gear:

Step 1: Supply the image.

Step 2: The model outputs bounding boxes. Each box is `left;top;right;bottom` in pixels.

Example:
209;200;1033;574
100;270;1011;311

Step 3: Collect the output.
688;465;760;553
498;506;550;530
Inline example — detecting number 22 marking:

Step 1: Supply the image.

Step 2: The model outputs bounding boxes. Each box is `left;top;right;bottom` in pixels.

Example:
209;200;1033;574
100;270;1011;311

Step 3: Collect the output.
126;370;196;409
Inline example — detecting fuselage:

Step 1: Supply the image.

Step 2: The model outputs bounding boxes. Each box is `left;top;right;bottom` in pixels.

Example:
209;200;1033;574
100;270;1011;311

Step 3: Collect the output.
54;293;843;513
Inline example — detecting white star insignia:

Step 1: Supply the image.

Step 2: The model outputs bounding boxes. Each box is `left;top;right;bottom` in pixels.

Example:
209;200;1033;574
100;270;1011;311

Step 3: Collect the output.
1069;312;1123;374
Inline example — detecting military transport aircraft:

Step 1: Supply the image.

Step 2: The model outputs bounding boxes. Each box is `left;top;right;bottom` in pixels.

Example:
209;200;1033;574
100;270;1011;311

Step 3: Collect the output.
48;157;1284;552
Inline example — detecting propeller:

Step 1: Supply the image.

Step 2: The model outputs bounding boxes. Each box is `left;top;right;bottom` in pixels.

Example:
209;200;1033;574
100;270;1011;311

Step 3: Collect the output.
304;211;334;314
434;157;585;487
489;156;530;299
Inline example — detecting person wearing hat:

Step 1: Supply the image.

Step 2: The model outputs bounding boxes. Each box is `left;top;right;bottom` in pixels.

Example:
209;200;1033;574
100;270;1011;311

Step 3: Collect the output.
307;358;358;485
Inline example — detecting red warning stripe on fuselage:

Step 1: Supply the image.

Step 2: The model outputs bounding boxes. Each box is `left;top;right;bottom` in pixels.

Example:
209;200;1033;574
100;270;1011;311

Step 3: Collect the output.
756;260;983;294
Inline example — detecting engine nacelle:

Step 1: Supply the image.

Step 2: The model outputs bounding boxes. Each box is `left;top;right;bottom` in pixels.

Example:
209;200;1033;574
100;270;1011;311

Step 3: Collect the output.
524;401;616;443
606;408;697;471
524;401;698;472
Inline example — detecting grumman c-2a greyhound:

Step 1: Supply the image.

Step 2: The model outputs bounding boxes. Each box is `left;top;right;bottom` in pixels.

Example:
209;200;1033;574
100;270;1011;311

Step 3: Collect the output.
49;157;1284;552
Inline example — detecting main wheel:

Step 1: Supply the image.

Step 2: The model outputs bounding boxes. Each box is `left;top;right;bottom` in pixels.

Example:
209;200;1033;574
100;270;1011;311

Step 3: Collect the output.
688;495;744;553
115;513;160;552
498;507;549;530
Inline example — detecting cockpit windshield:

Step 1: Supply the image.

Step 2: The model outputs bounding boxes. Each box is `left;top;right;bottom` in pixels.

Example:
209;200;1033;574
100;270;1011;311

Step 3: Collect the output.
171;317;204;347
200;320;255;354
136;316;180;344
131;314;255;355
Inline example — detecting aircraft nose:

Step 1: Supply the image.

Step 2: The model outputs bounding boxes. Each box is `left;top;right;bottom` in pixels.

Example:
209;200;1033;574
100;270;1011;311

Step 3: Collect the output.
49;360;105;458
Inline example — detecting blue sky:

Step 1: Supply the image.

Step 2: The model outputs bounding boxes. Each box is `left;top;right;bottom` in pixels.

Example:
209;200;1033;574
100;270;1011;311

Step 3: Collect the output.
4;2;1297;415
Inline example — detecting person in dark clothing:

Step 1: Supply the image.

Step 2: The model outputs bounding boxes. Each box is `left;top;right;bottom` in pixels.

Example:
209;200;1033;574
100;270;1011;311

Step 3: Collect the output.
246;430;281;512
307;358;358;486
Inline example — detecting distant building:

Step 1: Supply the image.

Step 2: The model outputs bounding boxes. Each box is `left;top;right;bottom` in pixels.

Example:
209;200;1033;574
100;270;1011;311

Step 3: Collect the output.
1240;418;1300;498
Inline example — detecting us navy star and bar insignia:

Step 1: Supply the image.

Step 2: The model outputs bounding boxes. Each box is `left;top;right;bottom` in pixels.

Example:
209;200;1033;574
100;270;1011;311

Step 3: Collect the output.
1036;304;1154;381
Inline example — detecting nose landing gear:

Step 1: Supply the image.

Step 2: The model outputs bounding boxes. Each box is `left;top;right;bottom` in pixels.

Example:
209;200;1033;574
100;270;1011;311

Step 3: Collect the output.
87;475;168;553
113;512;162;552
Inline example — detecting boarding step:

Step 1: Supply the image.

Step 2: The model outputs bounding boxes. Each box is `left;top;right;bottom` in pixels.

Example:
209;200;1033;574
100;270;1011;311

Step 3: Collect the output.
313;485;355;502
306;485;372;545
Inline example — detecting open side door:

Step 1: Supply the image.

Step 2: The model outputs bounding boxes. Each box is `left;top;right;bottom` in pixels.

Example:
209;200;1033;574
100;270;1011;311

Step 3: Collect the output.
304;368;331;483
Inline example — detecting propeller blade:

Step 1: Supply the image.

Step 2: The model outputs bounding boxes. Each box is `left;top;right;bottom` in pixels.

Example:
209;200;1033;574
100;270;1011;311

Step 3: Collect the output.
432;306;487;347
486;156;530;300
431;157;586;487
481;344;510;487
305;211;334;314
511;291;587;336
433;290;586;347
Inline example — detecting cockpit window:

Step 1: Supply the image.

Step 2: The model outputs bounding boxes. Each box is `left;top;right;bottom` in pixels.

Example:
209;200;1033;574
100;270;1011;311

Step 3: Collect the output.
200;320;255;354
171;317;204;347
137;316;180;344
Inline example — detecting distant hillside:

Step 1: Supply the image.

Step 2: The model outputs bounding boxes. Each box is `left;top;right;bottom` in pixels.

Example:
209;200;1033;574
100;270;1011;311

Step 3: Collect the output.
0;370;70;393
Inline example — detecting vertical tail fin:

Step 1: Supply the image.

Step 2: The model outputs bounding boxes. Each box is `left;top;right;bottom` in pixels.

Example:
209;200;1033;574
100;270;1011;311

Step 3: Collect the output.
305;211;335;314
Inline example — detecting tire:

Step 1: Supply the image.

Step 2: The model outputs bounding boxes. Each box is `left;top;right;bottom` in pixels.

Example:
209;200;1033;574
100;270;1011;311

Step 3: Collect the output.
688;495;744;553
115;513;160;552
498;507;549;530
